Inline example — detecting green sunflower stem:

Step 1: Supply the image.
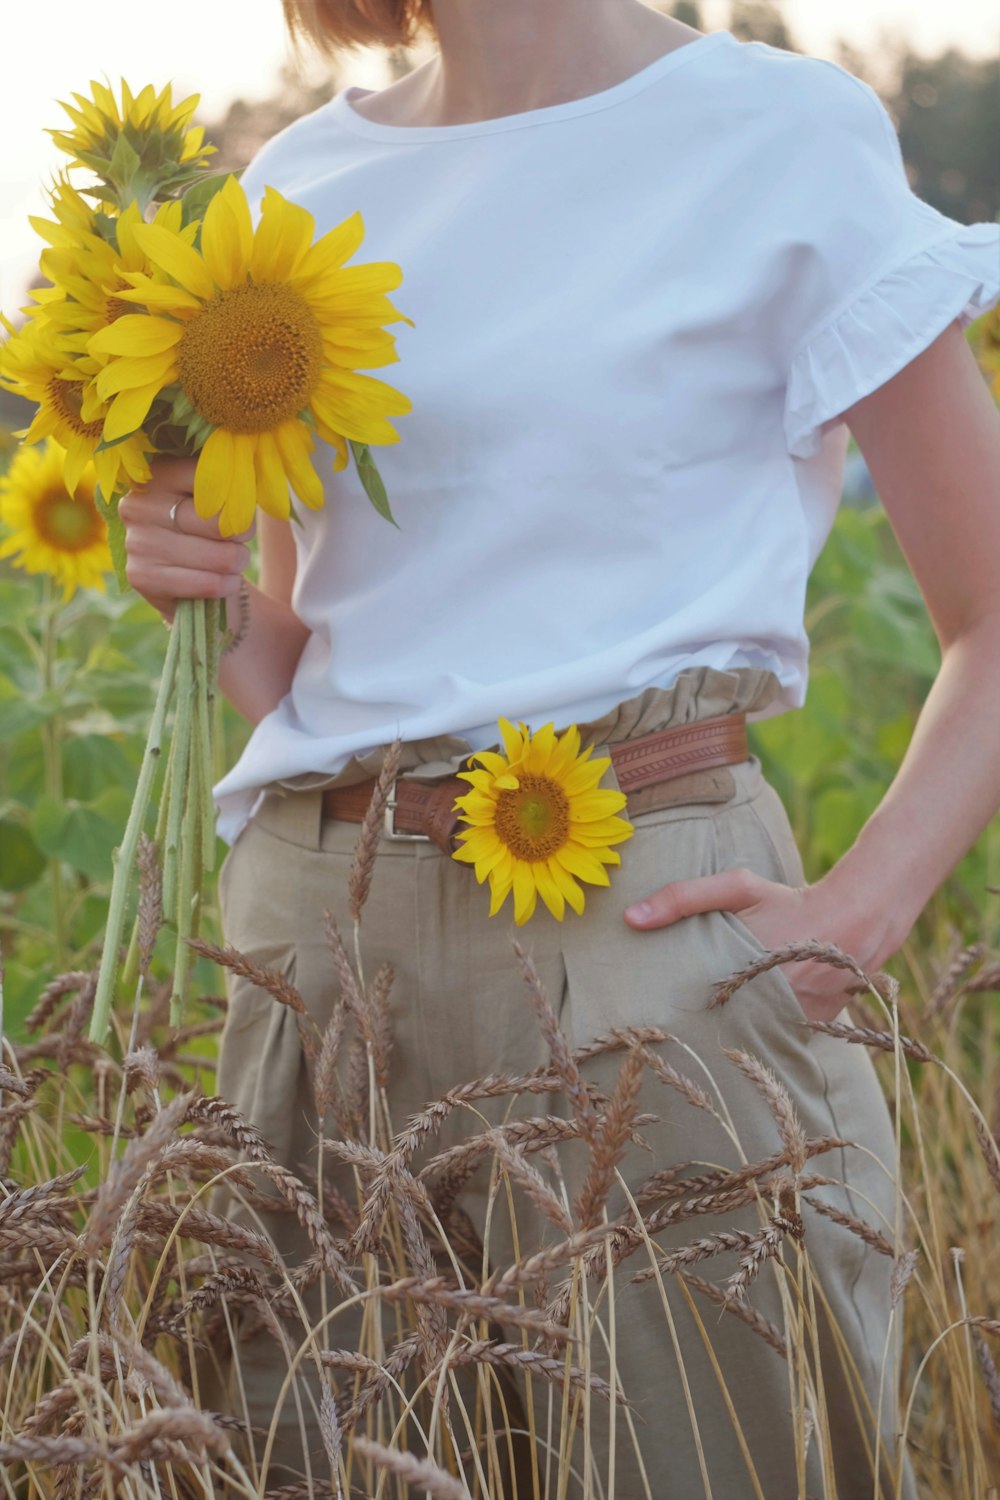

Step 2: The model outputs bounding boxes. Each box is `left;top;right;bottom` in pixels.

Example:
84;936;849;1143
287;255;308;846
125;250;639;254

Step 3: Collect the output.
88;613;182;1045
161;603;196;925
192;599;216;873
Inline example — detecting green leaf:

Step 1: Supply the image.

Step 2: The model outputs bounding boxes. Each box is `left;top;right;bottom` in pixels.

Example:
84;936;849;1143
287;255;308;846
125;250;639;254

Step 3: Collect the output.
31;789;131;883
0;672;51;737
349;440;398;528
62;734;135;801
94;485;130;592
180;172;233;229
109;129;142;192
0;818;47;891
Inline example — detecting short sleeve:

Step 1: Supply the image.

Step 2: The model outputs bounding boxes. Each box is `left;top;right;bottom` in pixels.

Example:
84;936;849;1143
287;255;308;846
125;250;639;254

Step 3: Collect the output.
780;65;1000;460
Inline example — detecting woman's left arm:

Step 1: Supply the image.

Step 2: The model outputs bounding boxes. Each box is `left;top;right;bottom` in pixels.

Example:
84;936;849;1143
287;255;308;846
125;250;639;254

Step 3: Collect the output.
624;319;1000;1019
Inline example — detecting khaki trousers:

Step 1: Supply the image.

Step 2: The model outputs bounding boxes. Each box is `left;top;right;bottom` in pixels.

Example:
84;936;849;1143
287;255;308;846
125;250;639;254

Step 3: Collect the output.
203;667;916;1499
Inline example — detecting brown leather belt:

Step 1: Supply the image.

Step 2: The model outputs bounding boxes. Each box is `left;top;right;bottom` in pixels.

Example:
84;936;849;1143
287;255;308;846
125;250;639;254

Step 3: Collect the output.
319;712;749;855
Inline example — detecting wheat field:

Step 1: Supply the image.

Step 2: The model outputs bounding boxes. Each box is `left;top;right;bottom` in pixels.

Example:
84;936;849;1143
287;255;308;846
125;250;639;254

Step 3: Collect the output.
2;790;999;1500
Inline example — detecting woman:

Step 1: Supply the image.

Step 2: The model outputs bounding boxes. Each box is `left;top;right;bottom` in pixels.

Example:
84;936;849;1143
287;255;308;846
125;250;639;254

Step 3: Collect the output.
120;1;1000;1494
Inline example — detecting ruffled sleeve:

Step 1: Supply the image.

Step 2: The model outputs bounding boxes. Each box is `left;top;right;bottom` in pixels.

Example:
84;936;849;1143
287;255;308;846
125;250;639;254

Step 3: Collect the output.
777;64;1000;460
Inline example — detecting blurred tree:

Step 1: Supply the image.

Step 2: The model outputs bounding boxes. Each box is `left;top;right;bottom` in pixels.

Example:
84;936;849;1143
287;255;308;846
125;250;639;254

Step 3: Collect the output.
203;61;344;175
727;0;796;51
888;49;999;223
669;2;703;27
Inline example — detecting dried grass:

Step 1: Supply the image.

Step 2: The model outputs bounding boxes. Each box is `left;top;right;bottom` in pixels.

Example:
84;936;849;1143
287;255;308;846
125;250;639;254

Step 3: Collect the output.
2;871;998;1500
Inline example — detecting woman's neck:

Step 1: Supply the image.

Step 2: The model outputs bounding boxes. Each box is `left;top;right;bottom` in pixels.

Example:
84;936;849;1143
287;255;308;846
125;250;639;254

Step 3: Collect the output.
350;0;706;128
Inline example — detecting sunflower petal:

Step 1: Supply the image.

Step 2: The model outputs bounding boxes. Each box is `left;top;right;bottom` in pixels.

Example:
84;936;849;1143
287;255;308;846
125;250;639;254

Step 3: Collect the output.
88;314;183;359
201;175;253;291
251;187;315;282
132;223;216;300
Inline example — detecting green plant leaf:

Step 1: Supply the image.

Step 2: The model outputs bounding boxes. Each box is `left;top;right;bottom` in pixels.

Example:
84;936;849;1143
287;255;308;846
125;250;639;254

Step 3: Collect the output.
349;440;398;528
94;485;130;593
180;171;233;229
0;818;47;891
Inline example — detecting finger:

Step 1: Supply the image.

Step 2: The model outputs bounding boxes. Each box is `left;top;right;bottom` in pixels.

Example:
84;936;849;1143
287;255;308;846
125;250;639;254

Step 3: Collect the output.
129;528;252;577
624;868;768;929
132;564;244;602
129;492;256;544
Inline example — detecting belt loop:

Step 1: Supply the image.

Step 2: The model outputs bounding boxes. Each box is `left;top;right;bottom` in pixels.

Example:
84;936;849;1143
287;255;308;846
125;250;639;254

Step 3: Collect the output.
264;786;325;851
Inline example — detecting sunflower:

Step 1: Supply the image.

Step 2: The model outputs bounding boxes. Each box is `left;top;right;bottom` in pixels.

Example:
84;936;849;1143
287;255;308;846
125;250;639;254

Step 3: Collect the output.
48;78;213;188
0;315;152;497
30;189;192;349
0;439;111;599
88;175;413;535
452;719;635;924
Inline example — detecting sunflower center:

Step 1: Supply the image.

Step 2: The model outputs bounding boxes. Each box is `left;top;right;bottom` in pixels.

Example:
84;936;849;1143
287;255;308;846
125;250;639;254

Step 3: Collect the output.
177;281;323;433
46;376;103;439
34;485;103;552
494;774;571;861
105;279;133;324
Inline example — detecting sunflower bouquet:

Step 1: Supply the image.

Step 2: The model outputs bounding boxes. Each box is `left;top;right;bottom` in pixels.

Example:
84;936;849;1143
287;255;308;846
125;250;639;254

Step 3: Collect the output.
0;80;412;1041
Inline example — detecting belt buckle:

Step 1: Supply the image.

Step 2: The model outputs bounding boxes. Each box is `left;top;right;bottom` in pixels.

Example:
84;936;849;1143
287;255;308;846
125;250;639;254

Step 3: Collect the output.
383;782;432;841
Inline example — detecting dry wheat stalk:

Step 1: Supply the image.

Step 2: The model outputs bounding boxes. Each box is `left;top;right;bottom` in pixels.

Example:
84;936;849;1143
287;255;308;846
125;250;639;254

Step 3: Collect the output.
929;941;987;1013
803;1018;935;1063
635;1136;850;1211
24;970;95;1034
513;940;599;1147
575;1048;646;1229
802;1193;895;1256
322;913;368;1026
350;1433;470;1499
890;1248;920;1306
169;1264;275;1332
722;1048;808;1175
367;961;395;1093
122;1046;160;1097
184;1094;272;1161
335;1333;423;1432
724;1221;788;1302
972;1328;1000;1432
631;1043;718;1115
571;1023;685;1068
487;1130;573;1233
374;1273;571;1343
137;1199;280;1267
709;939;894;1009
345;1034;370;1135
186;938;320;1064
679;1269;790;1358
441;1338;626;1404
482;1220;623;1295
84;1092;191;1252
255;1161;358;1295
318;1383;345;1496
0;1066;45;1099
966;963;1000;993
631;1225;786;1285
314;992;350;1127
972;1114;1000;1195
348;737;402;922
0;1164;87;1229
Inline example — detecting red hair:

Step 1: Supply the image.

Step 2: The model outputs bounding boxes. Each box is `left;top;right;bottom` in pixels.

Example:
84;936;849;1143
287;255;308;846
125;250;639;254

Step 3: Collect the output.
281;0;436;52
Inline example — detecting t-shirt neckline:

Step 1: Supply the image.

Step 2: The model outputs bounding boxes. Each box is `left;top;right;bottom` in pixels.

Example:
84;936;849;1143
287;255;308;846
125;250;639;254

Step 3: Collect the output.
330;29;735;143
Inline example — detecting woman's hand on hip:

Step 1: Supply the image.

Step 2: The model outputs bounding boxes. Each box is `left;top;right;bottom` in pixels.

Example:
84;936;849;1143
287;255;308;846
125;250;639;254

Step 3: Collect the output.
119;455;255;623
623;867;899;1023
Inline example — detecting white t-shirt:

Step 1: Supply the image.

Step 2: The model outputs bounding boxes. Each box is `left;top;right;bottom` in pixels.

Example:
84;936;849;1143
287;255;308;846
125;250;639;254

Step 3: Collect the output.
213;29;1000;845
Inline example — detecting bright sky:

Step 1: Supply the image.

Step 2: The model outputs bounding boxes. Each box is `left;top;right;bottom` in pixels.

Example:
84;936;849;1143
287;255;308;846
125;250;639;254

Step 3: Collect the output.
1;0;997;309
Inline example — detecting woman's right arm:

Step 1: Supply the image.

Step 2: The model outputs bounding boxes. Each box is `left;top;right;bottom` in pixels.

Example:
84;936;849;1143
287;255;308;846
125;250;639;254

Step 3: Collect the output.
120;456;311;726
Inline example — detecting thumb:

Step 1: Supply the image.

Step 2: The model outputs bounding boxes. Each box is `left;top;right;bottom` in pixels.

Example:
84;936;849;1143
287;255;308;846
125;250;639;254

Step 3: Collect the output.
624;868;765;930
